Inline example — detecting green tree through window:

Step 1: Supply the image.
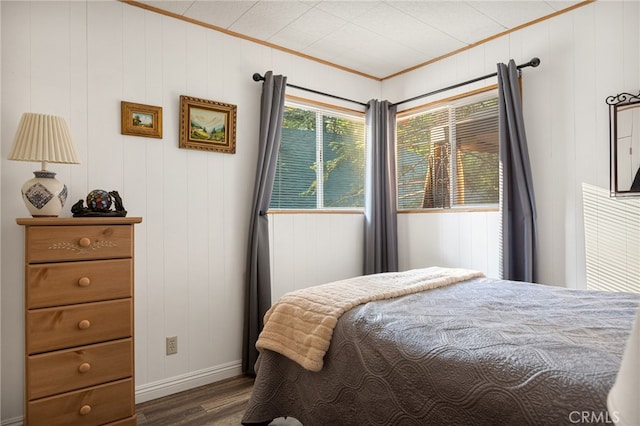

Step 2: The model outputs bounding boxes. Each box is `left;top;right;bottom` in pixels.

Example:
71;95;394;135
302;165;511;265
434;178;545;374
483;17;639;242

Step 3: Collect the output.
270;103;365;209
396;89;499;210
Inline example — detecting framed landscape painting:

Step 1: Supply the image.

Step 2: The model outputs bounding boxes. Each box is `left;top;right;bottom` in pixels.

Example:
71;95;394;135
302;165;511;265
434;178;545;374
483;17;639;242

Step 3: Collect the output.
121;101;163;138
179;95;237;154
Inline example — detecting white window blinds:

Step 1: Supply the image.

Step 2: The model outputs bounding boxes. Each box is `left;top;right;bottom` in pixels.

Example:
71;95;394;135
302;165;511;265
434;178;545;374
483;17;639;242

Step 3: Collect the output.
396;89;499;210
270;102;365;209
583;183;640;293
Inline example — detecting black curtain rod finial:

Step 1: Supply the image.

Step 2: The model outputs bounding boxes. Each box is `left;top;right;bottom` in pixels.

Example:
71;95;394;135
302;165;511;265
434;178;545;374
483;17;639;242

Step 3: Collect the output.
516;58;540;70
251;71;368;107
394;56;542;107
529;57;541;68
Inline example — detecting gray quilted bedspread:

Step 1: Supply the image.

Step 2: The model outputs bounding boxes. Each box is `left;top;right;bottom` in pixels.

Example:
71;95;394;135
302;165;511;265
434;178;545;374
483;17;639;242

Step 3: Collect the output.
242;277;640;426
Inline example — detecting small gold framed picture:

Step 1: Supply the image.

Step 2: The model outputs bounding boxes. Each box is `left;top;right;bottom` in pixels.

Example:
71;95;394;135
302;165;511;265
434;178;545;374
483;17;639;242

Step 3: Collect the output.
179;95;236;154
121;101;163;139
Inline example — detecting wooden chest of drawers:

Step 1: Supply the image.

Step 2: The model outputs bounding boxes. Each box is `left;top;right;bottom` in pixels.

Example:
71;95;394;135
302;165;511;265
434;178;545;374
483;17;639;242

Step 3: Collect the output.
17;217;142;426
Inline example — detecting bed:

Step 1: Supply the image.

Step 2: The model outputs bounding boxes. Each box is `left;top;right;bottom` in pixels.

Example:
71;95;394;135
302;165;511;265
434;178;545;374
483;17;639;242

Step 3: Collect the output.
241;267;640;426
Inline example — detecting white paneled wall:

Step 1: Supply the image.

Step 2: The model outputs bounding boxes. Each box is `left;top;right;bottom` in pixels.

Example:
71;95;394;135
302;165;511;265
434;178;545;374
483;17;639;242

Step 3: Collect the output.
270;213;365;300
269;210;500;299
386;1;640;288
0;1;378;421
398;212;500;278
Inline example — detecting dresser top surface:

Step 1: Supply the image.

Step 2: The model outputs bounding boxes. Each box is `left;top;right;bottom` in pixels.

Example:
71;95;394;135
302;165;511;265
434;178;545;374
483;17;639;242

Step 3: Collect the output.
17;217;143;226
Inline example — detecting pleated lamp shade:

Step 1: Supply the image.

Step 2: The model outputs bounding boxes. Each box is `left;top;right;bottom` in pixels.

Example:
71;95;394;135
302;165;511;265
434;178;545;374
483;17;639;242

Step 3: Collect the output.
8;113;80;217
8;113;79;165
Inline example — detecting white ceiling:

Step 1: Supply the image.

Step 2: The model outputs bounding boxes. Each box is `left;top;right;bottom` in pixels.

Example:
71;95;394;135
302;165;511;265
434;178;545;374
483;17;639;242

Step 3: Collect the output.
135;0;583;79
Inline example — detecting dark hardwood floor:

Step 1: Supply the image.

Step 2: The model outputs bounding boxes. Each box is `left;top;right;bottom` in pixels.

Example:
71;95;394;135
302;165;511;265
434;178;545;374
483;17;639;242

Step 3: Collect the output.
136;375;256;425
136;375;302;425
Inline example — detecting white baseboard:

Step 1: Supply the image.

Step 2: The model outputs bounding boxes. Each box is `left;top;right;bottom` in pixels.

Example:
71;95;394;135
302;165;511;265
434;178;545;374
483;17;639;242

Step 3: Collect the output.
0;416;23;426
134;360;243;404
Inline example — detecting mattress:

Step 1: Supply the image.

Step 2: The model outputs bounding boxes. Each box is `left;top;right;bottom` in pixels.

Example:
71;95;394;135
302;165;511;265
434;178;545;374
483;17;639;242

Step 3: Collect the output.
242;276;639;425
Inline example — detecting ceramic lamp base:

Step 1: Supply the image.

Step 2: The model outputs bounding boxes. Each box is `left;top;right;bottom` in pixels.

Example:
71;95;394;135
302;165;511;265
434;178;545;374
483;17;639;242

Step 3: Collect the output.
21;171;68;217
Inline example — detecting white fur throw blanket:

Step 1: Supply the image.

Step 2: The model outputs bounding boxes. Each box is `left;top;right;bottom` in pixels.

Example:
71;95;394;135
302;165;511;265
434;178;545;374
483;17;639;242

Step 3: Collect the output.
256;266;485;372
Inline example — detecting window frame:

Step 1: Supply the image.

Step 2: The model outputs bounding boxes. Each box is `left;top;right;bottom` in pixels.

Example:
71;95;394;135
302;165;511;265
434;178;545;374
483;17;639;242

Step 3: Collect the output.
269;95;367;214
395;84;500;213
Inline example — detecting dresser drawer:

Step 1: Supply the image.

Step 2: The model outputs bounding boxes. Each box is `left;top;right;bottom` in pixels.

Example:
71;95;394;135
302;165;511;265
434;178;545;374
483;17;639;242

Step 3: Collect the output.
26;299;132;354
27;338;133;400
25;225;134;263
27;378;134;426
26;259;133;308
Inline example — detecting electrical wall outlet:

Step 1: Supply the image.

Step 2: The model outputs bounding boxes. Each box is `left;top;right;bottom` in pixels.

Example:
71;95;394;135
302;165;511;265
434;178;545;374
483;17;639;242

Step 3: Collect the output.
166;336;178;355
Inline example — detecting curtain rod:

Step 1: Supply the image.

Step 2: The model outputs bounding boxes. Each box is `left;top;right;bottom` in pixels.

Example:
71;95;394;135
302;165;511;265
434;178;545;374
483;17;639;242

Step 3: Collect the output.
252;57;540;109
252;73;369;108
392;57;541;107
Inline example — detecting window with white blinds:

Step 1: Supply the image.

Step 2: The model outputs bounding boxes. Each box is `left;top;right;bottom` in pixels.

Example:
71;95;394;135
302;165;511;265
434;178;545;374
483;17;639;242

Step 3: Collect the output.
583;183;640;293
396;89;499;210
270;102;365;210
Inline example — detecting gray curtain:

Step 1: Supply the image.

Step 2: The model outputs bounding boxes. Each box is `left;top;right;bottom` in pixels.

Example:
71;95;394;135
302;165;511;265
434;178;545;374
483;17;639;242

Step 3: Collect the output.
243;71;287;375
364;99;399;274
497;60;537;282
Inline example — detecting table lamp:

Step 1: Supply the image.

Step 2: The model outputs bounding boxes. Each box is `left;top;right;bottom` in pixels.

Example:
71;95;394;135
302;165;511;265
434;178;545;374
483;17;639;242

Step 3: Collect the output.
8;113;80;217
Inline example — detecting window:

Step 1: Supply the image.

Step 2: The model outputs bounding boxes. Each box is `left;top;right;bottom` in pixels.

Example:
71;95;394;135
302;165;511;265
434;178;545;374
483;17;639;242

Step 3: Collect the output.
396;89;499;210
270;101;365;209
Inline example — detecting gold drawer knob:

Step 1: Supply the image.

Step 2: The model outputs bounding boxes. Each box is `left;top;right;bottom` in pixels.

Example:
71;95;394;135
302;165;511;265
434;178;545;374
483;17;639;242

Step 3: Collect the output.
78;362;91;373
78;320;91;330
78;237;91;248
79;405;92;416
78;277;91;287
